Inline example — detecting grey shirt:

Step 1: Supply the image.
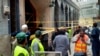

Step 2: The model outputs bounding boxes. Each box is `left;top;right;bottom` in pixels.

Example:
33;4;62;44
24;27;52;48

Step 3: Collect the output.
53;35;69;56
32;42;39;51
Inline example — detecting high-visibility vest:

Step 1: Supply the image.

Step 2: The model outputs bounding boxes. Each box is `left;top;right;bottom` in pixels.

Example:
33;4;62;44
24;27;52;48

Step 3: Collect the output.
14;45;29;56
75;34;88;53
31;38;44;56
68;29;72;38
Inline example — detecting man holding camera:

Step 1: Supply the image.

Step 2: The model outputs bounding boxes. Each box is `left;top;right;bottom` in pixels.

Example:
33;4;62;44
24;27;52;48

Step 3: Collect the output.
72;29;90;56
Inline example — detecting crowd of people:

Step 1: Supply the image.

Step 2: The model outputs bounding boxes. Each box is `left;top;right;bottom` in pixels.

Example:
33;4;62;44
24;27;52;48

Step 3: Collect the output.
12;22;100;56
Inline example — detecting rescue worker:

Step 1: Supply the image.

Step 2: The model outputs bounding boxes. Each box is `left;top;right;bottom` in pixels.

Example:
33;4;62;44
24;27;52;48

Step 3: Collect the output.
67;28;73;54
72;29;90;56
31;30;44;56
67;28;73;40
11;24;30;56
14;32;29;56
91;23;100;56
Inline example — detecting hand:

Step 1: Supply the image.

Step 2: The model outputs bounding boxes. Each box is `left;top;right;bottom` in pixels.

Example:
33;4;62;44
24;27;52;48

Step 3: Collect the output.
81;37;85;42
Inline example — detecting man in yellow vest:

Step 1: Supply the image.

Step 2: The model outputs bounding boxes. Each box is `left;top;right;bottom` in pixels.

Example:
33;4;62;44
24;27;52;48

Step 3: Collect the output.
31;30;44;56
67;28;73;54
14;32;29;56
72;29;90;56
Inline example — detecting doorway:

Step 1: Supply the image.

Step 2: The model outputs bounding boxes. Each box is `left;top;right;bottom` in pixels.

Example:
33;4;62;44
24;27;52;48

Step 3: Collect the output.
25;0;36;34
10;0;20;34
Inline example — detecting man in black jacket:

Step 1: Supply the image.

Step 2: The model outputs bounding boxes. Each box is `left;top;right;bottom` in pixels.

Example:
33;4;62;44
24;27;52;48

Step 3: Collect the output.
91;23;100;56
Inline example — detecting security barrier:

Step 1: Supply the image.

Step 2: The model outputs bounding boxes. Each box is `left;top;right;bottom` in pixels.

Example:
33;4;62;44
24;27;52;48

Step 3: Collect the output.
34;51;62;56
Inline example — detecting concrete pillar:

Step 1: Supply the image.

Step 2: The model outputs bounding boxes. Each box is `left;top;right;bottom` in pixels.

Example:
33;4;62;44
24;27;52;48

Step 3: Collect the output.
51;6;55;27
98;0;100;16
19;0;25;28
68;6;70;27
63;2;67;27
58;5;61;27
60;2;65;27
0;0;9;34
43;7;54;28
0;0;11;56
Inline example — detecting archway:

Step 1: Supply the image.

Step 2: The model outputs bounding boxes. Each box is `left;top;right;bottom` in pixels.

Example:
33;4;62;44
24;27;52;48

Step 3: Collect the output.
69;8;71;27
60;3;64;26
54;0;59;28
65;5;68;27
10;0;20;34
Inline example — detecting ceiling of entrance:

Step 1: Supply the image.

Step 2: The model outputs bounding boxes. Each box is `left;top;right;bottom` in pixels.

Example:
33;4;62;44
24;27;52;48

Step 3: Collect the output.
30;0;50;11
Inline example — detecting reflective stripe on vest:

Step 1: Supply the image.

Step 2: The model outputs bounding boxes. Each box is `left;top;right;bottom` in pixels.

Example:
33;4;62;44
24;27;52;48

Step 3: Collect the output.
75;34;88;53
14;46;29;56
31;38;44;56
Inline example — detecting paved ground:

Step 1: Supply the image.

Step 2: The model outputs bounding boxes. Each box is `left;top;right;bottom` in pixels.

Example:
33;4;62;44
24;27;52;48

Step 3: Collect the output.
0;35;11;56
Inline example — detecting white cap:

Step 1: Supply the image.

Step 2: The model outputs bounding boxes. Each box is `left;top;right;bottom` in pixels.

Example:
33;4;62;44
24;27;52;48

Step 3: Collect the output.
21;24;28;30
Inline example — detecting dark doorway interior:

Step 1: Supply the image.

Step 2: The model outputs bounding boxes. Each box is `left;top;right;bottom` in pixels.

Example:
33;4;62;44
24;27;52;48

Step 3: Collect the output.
25;0;36;34
54;0;59;28
10;0;17;33
65;6;68;27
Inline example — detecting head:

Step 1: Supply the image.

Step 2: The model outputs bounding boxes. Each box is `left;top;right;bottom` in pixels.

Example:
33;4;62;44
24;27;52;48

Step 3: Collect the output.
78;26;81;29
21;24;28;33
65;28;68;32
76;26;81;30
83;26;88;30
93;23;97;27
55;28;59;32
16;32;28;46
79;29;85;37
68;28;71;30
58;29;65;35
35;30;42;39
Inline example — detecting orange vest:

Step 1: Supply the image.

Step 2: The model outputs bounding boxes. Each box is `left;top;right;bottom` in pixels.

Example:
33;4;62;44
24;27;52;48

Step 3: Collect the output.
75;34;88;53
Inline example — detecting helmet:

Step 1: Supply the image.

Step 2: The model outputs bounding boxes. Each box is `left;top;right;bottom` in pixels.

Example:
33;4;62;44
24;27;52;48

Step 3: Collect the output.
16;32;28;41
35;30;42;37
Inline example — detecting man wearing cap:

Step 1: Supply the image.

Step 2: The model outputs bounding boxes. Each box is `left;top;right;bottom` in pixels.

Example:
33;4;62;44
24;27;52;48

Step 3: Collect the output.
31;30;44;56
14;32;29;56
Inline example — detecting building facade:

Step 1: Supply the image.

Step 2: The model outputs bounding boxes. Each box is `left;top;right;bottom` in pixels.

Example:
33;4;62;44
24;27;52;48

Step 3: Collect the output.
54;0;79;28
0;0;79;56
0;0;79;35
72;0;99;26
9;0;80;34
